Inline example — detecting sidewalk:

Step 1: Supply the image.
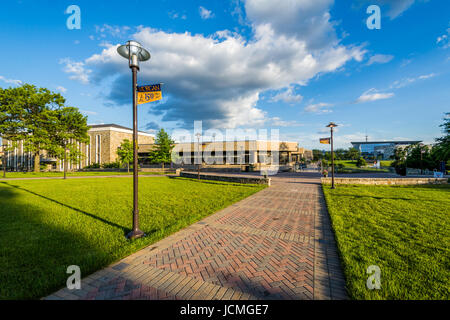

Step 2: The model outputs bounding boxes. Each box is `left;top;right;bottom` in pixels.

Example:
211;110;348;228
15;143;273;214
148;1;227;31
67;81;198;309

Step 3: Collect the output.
45;172;347;300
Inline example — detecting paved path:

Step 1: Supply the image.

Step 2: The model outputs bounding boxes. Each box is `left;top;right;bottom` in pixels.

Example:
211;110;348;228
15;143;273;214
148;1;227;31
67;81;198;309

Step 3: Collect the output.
45;172;347;300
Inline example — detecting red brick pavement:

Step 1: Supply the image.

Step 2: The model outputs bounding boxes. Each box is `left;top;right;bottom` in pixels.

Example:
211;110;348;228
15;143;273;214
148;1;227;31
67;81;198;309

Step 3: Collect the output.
45;172;347;300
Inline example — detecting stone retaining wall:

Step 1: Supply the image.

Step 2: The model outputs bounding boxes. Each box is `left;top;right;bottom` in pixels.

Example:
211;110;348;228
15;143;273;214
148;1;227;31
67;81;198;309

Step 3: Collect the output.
321;177;448;185
180;171;271;185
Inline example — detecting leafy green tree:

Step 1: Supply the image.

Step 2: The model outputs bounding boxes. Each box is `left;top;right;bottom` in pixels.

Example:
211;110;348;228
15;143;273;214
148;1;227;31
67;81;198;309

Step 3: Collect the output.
356;157;366;168
345;147;361;160
48;107;89;179
149;128;175;170
0;84;65;172
117;139;134;173
432;112;450;165
312;149;324;162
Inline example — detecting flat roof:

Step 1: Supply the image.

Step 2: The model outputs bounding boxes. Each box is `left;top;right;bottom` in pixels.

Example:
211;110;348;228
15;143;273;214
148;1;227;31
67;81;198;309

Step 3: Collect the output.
88;123;153;136
351;140;422;145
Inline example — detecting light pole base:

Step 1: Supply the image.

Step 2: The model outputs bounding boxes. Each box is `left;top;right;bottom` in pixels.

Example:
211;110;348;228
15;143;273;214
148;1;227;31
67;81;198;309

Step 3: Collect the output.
126;229;145;240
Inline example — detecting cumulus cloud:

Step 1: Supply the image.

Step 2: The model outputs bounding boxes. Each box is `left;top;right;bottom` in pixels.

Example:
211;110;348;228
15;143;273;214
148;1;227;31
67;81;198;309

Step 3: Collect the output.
355;88;394;103
59;58;91;84
366;54;394;65
270;86;303;104
61;0;366;129
199;6;214;19
304;102;333;113
0;75;22;86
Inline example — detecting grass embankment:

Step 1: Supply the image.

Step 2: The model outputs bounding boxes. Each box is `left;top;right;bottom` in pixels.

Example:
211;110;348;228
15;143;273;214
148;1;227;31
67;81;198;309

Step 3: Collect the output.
0;177;265;299
323;184;450;299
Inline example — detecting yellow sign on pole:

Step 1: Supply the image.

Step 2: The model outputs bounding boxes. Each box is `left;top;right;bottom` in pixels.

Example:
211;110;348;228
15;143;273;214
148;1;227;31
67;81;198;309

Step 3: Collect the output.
320;137;330;144
137;84;162;105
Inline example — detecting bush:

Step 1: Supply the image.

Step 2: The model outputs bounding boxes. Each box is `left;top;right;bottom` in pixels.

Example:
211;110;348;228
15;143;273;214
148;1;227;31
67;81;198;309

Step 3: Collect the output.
102;161;121;169
356;157;366;168
84;163;100;169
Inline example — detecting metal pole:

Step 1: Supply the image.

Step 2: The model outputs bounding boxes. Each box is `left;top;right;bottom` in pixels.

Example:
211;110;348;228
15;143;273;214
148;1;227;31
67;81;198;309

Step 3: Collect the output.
127;66;144;239
197;137;200;180
331;127;335;189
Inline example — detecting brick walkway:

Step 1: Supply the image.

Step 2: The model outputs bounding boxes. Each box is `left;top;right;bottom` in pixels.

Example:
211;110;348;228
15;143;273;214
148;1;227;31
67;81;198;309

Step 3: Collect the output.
45;172;347;300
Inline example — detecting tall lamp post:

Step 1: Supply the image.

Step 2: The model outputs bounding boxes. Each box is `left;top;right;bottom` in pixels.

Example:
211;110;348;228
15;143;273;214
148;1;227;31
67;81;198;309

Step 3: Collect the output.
326;122;338;189
195;133;201;180
117;40;151;240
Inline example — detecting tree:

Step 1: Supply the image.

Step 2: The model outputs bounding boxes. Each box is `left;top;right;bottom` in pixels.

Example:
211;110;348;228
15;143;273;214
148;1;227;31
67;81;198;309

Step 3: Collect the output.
117;139;134;173
312;149;324;162
356;157;366;168
432;112;450;164
148;128;175;170
345;147;361;160
48;107;89;179
0;84;66;172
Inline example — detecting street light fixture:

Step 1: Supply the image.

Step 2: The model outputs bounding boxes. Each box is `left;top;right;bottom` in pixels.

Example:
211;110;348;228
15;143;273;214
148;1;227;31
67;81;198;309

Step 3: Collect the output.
326;122;338;189
117;40;151;240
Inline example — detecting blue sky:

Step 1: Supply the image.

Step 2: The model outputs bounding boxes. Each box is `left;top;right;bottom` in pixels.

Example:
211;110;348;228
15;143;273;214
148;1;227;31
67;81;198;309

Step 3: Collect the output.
0;0;449;149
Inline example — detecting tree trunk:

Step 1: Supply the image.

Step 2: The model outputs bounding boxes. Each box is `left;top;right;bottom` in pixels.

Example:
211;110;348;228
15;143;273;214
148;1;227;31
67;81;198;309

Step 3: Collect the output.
64;148;67;179
34;151;40;172
162;162;165;172
127;162;129;173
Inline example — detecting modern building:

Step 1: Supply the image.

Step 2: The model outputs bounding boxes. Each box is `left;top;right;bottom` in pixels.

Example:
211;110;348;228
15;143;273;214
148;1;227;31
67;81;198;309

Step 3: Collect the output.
351;140;422;160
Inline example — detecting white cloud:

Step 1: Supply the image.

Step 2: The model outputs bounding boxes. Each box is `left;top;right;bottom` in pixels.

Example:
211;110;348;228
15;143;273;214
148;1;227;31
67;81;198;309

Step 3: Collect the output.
437;27;450;49
95;24;131;38
59;58;91;84
271;86;303;104
61;0;366;129
199;6;214;19
270;117;303;127
366;54;394;65
0;76;22;86
80;109;98;116
56;86;67;93
355;88;394;103
304;102;333;114
390;73;437;89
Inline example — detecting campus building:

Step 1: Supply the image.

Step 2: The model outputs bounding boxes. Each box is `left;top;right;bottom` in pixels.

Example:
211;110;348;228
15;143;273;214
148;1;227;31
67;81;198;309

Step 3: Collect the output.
0;124;154;171
1;123;312;171
351;140;422;160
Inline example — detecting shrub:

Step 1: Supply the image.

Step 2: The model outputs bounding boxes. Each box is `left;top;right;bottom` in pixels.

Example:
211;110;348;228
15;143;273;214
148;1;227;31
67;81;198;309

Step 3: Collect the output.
356;157;367;168
84;163;100;169
102;161;121;169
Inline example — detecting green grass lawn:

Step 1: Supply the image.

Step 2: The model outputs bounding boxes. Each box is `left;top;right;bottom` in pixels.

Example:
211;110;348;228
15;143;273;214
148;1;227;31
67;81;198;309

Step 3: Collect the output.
0;177;265;299
0;171;169;179
333;160;391;173
323;184;450;299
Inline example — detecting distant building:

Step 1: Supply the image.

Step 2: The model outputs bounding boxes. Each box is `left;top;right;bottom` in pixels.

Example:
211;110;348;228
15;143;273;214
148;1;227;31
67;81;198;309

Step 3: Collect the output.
351;140;422;160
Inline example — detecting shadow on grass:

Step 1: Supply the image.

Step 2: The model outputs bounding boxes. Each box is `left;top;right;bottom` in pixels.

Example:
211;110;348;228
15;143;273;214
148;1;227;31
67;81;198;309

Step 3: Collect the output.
0;184;106;299
0;182;129;234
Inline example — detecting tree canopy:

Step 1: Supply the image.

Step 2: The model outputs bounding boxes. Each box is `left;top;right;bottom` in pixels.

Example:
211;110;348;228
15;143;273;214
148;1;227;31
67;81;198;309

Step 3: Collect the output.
116;139;134;172
148;128;175;169
0;84;88;172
